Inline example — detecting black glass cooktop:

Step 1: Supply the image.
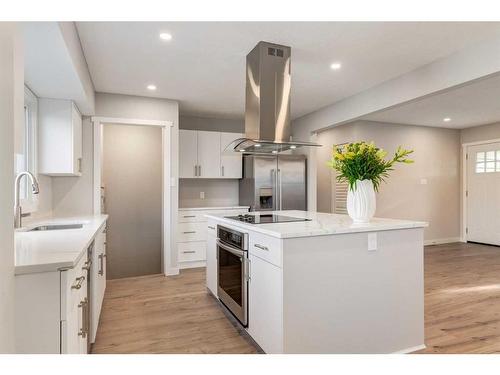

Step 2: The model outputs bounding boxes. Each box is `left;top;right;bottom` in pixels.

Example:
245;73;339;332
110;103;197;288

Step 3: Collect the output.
225;214;311;224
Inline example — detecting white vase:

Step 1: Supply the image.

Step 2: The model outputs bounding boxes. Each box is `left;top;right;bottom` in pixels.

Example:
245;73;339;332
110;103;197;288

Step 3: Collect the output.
346;179;376;223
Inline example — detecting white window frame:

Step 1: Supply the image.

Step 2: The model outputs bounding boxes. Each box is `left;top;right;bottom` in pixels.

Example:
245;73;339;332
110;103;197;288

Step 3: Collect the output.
19;86;38;213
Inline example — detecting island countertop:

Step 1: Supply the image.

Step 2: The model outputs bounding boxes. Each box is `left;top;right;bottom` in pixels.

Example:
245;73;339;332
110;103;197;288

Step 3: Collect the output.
205;210;428;239
15;215;108;275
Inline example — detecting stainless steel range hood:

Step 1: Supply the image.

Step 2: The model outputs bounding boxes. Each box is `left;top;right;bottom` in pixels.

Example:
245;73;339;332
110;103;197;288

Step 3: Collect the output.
230;41;321;154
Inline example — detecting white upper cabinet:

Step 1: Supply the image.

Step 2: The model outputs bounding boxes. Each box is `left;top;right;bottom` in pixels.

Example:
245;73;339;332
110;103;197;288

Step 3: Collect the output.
179;130;198;178
220;132;244;178
179;130;242;179
197;131;221;178
38;99;83;176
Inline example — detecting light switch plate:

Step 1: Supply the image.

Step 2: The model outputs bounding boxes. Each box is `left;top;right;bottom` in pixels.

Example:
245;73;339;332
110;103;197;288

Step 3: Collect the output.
200;191;205;199
368;233;377;251
420;178;428;185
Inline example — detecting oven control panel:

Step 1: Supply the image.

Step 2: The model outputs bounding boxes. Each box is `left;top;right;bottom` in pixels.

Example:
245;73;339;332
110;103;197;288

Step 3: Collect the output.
217;226;248;250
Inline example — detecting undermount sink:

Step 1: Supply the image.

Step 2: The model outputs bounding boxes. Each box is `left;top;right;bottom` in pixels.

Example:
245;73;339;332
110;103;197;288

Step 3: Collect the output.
28;224;84;232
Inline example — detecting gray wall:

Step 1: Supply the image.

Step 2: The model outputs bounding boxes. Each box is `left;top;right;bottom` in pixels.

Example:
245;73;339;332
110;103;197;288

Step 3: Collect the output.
103;124;162;279
315;121;461;242
461;122;500;144
178;115;244;208
180;115;243;132
0;23;20;353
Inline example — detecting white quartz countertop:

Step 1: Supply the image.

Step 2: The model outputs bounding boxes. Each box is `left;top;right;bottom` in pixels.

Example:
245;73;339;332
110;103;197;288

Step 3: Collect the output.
205;210;428;239
179;206;249;211
15;215;108;275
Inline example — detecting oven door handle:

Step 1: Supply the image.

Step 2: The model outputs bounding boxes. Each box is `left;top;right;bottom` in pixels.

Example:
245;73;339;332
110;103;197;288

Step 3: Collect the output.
216;239;245;257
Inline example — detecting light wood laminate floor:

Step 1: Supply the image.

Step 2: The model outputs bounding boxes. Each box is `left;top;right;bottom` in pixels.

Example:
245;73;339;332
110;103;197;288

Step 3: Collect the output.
92;242;500;354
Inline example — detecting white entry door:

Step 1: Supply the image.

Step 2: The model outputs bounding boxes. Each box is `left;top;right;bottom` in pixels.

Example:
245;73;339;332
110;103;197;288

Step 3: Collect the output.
466;142;500;245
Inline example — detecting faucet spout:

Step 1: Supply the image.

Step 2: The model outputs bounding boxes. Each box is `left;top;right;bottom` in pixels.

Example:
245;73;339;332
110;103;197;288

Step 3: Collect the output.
14;171;40;229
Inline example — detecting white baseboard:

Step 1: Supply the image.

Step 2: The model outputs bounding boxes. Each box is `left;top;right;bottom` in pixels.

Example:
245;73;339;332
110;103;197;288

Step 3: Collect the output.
179;261;206;270
392;344;426;354
165;267;180;276
424;237;461;246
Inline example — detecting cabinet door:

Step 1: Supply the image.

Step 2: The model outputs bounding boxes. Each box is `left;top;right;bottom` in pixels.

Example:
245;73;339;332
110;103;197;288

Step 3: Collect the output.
206;228;217;296
220;132;243;178
179;130;198;178
247;254;283;354
197;131;221;178
72;103;83;175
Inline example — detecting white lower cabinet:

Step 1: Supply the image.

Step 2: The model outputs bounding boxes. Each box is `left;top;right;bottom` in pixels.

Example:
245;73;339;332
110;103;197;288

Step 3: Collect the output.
177;207;248;269
60;254;89;354
247;253;284;354
15;220;107;354
90;223;107;344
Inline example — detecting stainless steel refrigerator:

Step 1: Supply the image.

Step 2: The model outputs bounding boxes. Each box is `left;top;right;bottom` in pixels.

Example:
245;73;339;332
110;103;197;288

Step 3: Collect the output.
239;154;307;211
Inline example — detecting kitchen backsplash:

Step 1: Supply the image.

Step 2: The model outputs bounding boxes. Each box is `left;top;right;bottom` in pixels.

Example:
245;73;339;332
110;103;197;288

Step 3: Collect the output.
179;179;240;208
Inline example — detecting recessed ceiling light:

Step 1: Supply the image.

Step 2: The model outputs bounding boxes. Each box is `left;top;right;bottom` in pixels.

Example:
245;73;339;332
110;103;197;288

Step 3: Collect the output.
290;145;297;149
330;62;342;70
147;84;157;91
254;144;261;147
272;150;278;154
443;117;451;122
239;149;246;152
159;33;172;41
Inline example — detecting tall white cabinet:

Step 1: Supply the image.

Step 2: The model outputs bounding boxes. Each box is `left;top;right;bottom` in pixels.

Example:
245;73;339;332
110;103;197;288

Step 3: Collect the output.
38;99;83;176
179;130;243;178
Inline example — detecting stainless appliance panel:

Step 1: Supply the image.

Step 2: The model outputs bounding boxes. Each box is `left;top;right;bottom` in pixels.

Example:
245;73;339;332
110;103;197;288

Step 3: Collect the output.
278;155;307;211
216;226;249;327
253;155;278;211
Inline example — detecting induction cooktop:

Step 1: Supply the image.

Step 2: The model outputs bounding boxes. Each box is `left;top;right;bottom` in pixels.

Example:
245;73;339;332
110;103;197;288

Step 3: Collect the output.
225;213;311;224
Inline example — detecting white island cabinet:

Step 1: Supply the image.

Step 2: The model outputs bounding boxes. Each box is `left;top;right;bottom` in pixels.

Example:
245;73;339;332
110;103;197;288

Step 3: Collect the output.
206;210;428;354
15;216;108;354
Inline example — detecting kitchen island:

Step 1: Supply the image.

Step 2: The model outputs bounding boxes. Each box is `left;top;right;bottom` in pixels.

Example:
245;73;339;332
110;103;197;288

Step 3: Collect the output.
205;210;428;354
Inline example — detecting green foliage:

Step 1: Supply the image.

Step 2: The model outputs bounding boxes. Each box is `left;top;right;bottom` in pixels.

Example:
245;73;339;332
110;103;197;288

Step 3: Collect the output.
327;141;414;192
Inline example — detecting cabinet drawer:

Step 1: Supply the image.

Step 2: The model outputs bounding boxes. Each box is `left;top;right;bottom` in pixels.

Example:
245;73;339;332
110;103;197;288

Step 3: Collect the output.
178;211;207;223
178;222;207;242
178;242;206;262
249;233;282;268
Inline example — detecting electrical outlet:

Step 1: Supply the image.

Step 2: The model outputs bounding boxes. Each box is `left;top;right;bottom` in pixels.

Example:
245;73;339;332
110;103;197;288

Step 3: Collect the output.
200;191;205;199
368;233;377;251
420;178;428;185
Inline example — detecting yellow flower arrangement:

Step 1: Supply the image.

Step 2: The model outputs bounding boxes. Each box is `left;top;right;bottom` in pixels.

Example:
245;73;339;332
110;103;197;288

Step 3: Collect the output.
327;141;413;191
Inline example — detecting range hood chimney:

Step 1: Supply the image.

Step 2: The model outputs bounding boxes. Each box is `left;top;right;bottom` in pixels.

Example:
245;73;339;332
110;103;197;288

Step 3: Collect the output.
230;41;321;154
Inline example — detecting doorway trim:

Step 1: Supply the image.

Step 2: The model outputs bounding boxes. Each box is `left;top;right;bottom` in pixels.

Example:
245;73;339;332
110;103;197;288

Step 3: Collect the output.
91;116;176;276
461;137;500;243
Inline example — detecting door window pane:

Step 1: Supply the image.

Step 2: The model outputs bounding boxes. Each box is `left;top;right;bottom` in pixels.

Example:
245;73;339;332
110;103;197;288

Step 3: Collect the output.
476;152;485;162
486;161;495;173
476;162;485;173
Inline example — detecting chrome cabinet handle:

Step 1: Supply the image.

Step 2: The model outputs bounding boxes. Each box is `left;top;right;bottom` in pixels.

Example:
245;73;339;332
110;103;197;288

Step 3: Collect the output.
98;253;104;276
254;244;269;251
194;165;197;177
82;260;92;272
78;298;88;338
221;165;224;177
208;226;215;230
72;276;85;290
182;250;196;254
78;158;82;173
183;215;196;218
198;165;202;177
183;231;196;234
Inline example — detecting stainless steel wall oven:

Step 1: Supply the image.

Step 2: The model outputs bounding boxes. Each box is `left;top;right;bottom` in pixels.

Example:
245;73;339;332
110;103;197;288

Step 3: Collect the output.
217;225;249;326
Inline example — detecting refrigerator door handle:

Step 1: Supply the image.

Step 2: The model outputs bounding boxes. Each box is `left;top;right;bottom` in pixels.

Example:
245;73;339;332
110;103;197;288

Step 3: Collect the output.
271;169;277;211
277;168;282;211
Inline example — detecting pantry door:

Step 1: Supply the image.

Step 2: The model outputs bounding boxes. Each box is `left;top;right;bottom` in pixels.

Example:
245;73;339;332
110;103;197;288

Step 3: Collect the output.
466;142;500;246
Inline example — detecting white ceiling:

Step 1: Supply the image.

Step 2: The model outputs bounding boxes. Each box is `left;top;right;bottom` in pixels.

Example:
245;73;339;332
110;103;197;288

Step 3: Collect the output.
76;22;500;120
362;73;500;129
